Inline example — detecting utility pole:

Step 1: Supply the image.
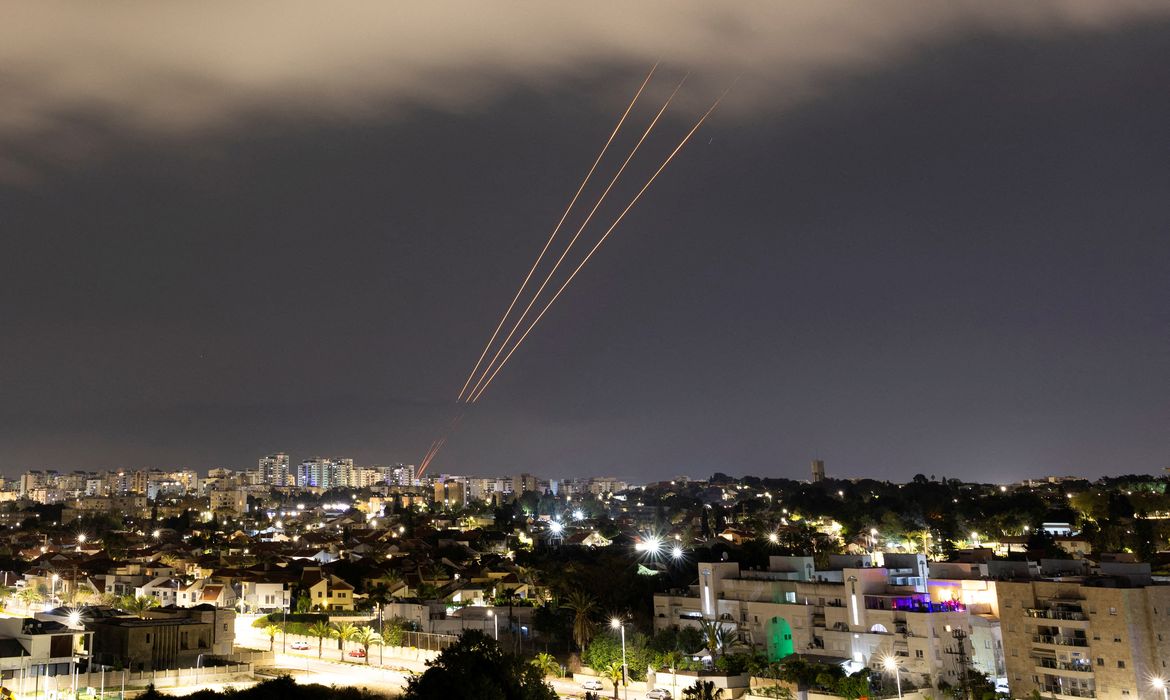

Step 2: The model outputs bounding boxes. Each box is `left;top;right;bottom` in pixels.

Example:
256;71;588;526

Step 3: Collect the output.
945;625;971;700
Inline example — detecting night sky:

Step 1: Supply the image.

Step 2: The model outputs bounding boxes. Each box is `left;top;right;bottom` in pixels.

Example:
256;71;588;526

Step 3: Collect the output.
2;3;1168;482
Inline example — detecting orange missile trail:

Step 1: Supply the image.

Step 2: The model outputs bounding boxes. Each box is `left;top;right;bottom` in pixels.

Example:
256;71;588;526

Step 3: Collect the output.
416;411;465;479
454;63;659;403
464;75;688;403
467;87;732;404
416;439;441;478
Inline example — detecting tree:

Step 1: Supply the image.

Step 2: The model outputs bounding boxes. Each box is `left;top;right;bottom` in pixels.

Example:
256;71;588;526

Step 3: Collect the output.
401;630;556;700
352;626;383;665
531;652;560;678
331;621;359;658
697;619;737;656
308;621;332;658
295;594;312;614
120;595;160;618
600;661;625;700
16;586;43;611
562;589;598;651
264;624;280;652
366;580;395;627
683;680;723;700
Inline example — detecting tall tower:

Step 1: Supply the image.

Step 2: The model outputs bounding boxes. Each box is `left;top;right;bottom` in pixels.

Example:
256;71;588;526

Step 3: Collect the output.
259;453;291;487
811;459;826;483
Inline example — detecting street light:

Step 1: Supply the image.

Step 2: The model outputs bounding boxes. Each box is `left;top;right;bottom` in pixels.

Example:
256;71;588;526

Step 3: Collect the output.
1152;677;1168;700
487;610;497;640
51;574;59;605
611;618;627;700
883;656;902;699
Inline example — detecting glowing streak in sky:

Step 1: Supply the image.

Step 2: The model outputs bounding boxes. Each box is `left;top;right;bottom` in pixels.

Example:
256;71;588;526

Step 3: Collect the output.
418;66;659;478
454;63;659;403
467;87;731;403
416;412;464;479
464;74;687;403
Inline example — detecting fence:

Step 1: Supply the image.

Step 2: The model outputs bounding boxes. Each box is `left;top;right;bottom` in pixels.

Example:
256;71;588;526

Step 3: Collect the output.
395;630;457;653
223;650;275;665
8;664;257;699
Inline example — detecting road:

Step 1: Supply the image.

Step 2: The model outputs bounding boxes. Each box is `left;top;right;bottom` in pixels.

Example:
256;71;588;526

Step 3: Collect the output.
234;628;607;698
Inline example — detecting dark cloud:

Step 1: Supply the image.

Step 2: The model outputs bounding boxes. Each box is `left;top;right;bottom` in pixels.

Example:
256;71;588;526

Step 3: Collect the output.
3;1;1168;180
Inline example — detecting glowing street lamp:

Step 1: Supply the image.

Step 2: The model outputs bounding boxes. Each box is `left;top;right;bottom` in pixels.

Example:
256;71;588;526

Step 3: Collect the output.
1152;677;1167;700
883;656;902;698
610;618;627;700
768;532;779;544
486;610;498;640
671;545;684;561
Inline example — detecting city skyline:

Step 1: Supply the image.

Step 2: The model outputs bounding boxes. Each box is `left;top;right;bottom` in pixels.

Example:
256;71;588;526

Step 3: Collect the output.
3;3;1169;482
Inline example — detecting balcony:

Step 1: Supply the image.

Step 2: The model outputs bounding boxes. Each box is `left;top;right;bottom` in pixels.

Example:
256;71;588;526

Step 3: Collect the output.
1035;659;1094;676
1024;608;1088;622
1032;634;1088;647
1041;685;1096;699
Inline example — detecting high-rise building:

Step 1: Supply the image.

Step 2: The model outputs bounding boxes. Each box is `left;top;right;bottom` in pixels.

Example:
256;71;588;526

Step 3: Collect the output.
513;473;538;495
997;562;1170;700
389;465;416;487
434;479;468;509
811;459;826;482
259;453;291;487
296;457;354;489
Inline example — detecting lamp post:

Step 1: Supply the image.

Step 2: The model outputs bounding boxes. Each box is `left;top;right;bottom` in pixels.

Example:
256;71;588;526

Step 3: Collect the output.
1152;678;1168;700
487;610;498;640
883;656;902;699
611;618;627;700
51;573;59;607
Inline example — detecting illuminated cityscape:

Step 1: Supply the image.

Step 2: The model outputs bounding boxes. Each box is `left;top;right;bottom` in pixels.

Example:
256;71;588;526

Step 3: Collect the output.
2;3;1168;700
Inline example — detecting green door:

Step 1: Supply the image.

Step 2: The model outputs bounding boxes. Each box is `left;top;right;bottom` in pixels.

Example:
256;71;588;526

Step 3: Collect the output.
766;617;794;661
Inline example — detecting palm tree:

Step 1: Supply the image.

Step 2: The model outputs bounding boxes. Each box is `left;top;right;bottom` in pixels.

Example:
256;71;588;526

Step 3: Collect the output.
369;625;387;665
16;586;42;612
601;660;624;700
351;626;383;665
531;652;560;678
367;577;399;633
308;621;332;658
331;621;359;659
264;623;280;651
561;589;598;651
683;680;724;700
697;619;737;656
120;595;160;618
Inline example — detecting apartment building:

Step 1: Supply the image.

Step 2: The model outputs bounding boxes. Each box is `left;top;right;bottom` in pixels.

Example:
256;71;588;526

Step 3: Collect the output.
998;561;1170;700
654;554;977;689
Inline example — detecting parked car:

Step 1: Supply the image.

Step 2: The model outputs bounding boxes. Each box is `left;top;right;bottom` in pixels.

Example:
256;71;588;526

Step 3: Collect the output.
580;679;604;691
646;690;672;700
290;641;310;650
348;648;367;658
